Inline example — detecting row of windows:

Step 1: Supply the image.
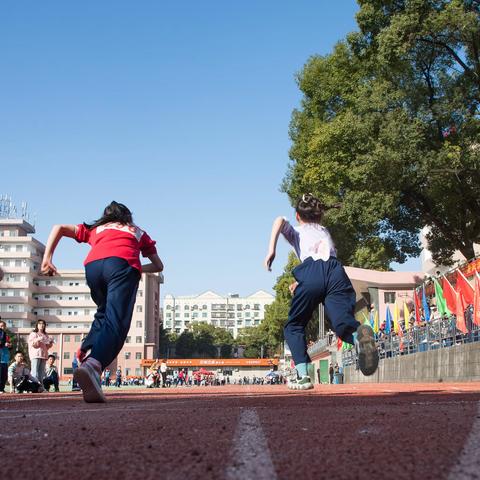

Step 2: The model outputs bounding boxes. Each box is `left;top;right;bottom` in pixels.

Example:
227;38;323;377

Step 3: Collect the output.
124;352;143;360
165;318;261;328
34;294;91;300
1;289;28;297
165;311;260;319
165;303;264;311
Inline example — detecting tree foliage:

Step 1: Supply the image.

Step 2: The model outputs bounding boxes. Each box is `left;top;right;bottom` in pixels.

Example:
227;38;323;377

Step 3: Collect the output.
284;0;480;267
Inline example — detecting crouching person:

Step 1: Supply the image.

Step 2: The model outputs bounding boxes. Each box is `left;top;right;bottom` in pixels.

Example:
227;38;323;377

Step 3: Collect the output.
8;351;43;393
43;354;59;392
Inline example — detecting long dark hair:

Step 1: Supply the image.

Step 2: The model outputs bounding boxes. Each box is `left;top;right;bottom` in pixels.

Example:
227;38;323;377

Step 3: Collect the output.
84;201;133;230
33;319;47;334
295;193;341;223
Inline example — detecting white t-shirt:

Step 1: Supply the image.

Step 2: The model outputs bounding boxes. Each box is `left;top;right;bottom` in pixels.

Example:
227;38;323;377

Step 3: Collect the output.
281;219;336;262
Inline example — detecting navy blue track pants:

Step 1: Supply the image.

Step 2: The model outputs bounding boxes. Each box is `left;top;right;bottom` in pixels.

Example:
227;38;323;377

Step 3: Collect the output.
82;257;140;370
285;256;359;365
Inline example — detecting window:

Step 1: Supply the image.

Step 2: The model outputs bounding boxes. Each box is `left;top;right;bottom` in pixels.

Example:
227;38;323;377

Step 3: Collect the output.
63;368;73;375
137;290;143;297
384;292;396;304
16;245;22;252
202;305;207;310
64;352;70;359
166;305;172;310
245;312;250;318
254;304;260;310
125;352;131;359
125;336;131;343
64;335;70;342
56;309;62;315
135;352;142;360
125;368;130;376
175;313;180;318
136;321;142;328
184;305;190;310
136;305;143;313
202;312;207;318
15;259;21;267
74;335;81;342
237;304;242;310
84;309;90;315
184;313;190;318
136;336;142;343
135;368;141;376
44;309;50;315
245;304;250;310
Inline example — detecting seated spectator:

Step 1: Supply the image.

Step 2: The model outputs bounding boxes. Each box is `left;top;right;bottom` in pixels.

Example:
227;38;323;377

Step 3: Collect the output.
43;354;59;392
8;351;43;393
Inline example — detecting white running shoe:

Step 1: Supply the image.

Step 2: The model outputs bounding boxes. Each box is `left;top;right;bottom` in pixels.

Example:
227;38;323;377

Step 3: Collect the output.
74;358;106;403
287;376;314;390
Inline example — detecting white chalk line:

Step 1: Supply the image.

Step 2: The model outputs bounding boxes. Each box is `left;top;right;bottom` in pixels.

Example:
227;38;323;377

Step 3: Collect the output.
448;401;480;480
225;408;277;480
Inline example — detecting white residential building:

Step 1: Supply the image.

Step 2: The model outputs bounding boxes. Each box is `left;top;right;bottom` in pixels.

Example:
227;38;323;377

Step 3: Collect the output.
163;290;275;337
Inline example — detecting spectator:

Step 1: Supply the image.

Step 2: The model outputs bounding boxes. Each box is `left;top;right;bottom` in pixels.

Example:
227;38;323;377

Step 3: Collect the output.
329;363;334;384
159;359;167;388
8;351;42;393
28;319;54;384
43;354;60;392
115;366;122;387
104;368;111;387
0;318;12;394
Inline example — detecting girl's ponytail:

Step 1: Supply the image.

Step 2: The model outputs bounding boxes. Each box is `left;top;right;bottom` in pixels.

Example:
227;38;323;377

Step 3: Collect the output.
84;201;133;230
295;193;341;223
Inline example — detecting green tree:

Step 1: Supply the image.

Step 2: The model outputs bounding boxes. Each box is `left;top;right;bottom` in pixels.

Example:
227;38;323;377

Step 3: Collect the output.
175;331;196;358
285;0;480;267
190;322;217;357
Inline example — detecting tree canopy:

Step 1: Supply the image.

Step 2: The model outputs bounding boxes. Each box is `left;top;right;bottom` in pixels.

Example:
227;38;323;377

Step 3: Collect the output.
284;0;480;268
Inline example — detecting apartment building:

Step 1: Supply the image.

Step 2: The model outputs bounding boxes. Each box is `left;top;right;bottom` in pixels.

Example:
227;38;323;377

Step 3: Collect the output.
163;290;274;337
0;218;162;379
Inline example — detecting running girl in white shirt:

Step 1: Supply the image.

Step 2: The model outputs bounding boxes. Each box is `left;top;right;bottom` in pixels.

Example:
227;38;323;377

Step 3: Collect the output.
264;194;378;389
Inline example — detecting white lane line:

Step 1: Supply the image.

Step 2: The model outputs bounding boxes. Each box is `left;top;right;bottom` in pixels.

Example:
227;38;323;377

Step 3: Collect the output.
448;401;480;480
225;408;277;480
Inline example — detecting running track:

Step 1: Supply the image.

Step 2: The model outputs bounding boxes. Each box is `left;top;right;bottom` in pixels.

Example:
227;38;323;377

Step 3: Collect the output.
1;383;479;479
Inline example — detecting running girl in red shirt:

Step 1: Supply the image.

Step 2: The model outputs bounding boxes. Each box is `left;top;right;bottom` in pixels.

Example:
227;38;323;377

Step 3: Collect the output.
41;201;163;403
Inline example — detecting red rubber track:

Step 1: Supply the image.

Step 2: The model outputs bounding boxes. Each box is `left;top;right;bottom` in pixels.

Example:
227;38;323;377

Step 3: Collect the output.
0;383;479;479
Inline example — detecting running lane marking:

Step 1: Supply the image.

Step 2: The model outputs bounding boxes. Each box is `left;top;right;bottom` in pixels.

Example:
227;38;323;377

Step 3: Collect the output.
448;402;480;480
225;408;277;480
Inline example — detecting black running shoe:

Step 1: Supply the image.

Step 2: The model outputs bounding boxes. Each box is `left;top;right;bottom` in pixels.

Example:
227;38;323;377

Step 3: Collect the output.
355;324;379;376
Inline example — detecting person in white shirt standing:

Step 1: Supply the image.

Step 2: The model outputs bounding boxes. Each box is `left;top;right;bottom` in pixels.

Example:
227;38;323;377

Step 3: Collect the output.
264;193;378;390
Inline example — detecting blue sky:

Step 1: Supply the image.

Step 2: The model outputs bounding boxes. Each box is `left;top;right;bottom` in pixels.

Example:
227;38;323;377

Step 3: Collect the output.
1;1;420;297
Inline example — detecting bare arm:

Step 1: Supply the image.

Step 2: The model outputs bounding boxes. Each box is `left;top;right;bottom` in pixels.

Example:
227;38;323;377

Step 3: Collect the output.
264;216;285;271
142;253;164;273
41;224;77;275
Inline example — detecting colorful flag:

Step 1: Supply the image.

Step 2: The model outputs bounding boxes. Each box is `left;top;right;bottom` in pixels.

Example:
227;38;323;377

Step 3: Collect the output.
456;270;474;305
385;305;392;334
442;276;457;313
433;278;450;316
373;309;379;334
455;291;468;334
337;337;343;351
414;289;421;324
404;301;410;331
474;272;480;327
422;285;431;322
362;311;370;325
394;301;400;334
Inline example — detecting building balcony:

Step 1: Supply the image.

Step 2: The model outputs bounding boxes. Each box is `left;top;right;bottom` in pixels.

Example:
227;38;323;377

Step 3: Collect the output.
1;266;32;274
0;296;30;304
0;281;31;289
33;285;90;294
34;300;95;308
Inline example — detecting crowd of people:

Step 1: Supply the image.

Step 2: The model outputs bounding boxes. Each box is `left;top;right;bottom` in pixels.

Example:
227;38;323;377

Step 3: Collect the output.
0;317;61;394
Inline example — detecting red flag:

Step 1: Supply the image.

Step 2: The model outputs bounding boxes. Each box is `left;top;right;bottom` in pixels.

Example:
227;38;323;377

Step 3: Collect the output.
398;323;404;352
442;277;457;313
474;272;480;327
337;337;343;351
455;291;468;334
456;270;474;305
413;289;422;324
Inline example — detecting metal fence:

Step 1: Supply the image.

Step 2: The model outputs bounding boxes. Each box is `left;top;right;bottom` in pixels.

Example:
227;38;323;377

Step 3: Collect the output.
342;316;480;367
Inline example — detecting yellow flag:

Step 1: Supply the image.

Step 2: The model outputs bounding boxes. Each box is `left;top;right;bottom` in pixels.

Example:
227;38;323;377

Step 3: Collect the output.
373;310;379;333
404;301;410;331
394;301;400;334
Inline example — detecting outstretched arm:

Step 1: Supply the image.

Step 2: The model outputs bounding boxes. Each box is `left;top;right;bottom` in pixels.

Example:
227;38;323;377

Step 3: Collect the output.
142;253;164;273
41;224;77;275
264;217;285;271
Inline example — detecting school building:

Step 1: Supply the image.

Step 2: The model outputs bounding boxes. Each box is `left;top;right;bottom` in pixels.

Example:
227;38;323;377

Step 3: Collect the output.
0;217;162;379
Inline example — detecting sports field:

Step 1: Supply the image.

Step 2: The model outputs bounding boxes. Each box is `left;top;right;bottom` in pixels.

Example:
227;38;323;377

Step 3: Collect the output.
1;383;479;479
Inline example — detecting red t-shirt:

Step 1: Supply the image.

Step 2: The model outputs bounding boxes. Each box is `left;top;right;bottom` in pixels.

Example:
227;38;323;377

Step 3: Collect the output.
75;222;157;272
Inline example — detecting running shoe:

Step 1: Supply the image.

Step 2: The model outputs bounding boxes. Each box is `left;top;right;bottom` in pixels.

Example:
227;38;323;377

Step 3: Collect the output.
74;357;106;403
355;324;379;376
287;376;314;390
